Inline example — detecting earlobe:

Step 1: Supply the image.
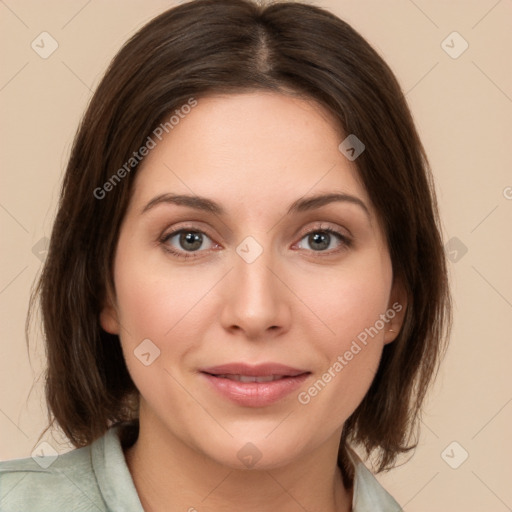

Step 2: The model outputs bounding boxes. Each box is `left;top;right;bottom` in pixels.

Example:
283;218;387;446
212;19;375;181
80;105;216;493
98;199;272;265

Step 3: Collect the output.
100;306;120;335
383;327;399;345
383;277;408;345
99;289;120;335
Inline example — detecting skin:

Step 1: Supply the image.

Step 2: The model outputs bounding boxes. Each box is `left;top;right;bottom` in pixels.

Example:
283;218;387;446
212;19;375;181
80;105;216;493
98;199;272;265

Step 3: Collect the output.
101;92;406;512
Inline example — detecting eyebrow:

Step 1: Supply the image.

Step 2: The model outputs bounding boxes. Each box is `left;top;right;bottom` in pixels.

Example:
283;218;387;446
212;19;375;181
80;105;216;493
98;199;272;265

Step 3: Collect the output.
140;192;370;218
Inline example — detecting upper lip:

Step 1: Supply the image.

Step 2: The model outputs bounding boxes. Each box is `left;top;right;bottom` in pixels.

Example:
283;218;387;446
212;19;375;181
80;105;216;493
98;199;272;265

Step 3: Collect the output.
200;363;309;377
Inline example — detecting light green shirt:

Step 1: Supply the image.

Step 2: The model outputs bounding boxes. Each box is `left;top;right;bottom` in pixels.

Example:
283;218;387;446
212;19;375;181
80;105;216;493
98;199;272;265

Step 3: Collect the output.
0;427;402;511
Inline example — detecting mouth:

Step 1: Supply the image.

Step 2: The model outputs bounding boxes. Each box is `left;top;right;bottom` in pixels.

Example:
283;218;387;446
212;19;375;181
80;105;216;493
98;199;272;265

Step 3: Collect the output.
199;363;311;407
205;374;297;383
200;362;309;378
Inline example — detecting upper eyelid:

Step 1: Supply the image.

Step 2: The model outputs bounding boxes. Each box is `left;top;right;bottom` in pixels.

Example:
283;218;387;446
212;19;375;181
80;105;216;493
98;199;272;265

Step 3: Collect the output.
161;223;350;249
162;221;349;236
161;223;216;242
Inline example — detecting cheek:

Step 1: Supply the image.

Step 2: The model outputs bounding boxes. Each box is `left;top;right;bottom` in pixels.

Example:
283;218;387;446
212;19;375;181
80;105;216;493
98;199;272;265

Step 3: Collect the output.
113;245;211;343
293;254;392;415
111;242;220;401
111;251;200;405
296;253;392;348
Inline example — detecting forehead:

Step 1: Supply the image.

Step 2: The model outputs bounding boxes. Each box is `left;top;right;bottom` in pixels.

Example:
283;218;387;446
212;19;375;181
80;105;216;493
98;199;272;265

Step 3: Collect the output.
128;92;370;216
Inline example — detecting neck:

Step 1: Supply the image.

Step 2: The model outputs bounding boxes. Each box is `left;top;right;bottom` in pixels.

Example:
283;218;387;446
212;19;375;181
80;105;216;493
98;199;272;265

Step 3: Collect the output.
123;412;353;512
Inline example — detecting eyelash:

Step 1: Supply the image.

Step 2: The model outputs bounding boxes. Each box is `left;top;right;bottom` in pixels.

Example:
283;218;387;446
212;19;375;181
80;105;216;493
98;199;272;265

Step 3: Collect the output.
159;224;352;260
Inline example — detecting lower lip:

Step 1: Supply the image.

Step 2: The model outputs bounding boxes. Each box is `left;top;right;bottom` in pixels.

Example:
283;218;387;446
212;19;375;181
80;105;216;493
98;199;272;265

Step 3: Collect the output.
200;372;310;407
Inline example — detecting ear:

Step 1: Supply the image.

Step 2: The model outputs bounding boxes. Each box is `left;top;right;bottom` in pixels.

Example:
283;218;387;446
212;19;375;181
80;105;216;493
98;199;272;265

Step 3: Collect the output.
383;277;408;345
99;285;120;335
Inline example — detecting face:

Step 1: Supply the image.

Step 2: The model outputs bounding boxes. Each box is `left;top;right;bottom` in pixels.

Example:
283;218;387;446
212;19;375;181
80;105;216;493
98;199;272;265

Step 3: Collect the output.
101;92;406;470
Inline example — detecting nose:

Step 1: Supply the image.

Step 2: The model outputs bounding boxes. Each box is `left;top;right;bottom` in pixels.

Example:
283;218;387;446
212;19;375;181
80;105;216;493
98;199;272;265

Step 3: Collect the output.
219;244;292;340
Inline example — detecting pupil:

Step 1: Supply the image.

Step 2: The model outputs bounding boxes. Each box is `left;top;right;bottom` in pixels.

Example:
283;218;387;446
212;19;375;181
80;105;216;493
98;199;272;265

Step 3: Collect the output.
310;232;329;250
180;232;202;251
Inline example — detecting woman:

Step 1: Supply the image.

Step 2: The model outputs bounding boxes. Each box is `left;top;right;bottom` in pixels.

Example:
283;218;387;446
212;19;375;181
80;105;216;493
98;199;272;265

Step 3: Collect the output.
0;0;451;510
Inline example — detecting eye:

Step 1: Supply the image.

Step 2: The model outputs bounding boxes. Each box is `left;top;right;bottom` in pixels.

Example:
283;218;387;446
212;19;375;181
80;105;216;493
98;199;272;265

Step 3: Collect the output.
295;226;351;255
159;224;352;260
160;227;217;259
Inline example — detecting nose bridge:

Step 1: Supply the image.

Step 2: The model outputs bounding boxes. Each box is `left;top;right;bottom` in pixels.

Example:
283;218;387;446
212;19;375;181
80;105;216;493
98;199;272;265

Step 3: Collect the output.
220;235;290;337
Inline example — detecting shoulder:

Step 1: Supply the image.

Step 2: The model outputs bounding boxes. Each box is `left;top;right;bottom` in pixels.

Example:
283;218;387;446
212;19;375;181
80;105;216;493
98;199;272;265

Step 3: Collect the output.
0;442;107;512
348;448;403;512
0;425;143;512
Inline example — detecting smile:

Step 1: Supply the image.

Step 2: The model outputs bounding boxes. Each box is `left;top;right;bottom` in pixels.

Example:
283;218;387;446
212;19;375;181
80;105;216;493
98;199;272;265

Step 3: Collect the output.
199;363;311;407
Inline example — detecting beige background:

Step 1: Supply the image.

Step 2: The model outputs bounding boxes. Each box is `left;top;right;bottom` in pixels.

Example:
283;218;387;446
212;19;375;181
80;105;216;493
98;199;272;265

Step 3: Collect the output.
1;0;511;510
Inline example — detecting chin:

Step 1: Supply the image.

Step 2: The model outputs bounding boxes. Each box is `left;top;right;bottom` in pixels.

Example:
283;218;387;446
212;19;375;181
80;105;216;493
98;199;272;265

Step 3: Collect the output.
198;433;311;471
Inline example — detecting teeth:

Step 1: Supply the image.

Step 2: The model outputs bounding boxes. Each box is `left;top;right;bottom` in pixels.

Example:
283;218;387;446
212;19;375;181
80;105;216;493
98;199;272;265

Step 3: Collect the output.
216;374;286;383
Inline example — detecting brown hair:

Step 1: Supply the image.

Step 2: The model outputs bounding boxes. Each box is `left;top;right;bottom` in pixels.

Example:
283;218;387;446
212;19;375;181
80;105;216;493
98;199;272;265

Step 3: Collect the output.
28;0;451;475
